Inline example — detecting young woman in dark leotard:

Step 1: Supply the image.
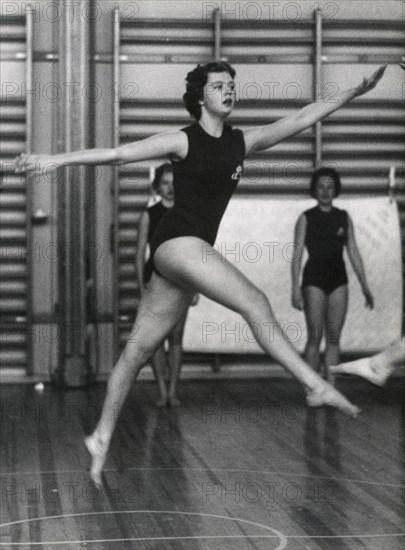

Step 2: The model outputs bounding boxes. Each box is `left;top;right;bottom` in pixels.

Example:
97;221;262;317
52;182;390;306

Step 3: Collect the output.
292;167;374;378
16;61;390;487
136;164;192;407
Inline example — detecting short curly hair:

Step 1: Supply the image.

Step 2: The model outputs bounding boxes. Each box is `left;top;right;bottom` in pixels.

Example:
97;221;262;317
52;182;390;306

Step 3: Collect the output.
183;61;236;120
152;163;172;192
310;167;341;198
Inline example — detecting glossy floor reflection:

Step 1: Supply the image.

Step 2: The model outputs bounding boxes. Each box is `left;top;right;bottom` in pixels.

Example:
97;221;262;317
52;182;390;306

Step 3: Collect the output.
0;377;404;549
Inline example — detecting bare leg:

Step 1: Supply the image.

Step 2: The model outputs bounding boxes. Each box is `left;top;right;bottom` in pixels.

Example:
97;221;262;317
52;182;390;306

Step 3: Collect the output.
167;312;188;406
330;338;405;385
324;285;348;380
155;238;360;416
151;345;169;406
84;273;194;486
302;286;326;372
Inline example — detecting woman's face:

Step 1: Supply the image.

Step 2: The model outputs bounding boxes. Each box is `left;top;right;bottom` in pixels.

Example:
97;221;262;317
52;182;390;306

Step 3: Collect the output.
314;175;336;205
202;71;236;117
158;171;174;201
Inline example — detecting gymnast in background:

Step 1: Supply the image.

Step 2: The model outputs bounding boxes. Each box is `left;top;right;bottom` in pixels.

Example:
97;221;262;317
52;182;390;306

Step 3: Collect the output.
291;166;404;383
137;164;194;407
291;167;374;378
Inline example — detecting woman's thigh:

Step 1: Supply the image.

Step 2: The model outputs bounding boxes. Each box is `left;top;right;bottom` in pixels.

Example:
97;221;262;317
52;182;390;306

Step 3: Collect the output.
154;237;267;316
302;286;327;342
325;285;348;342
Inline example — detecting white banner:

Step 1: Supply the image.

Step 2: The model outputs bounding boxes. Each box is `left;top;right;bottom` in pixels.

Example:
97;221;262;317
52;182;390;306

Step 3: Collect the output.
183;196;402;354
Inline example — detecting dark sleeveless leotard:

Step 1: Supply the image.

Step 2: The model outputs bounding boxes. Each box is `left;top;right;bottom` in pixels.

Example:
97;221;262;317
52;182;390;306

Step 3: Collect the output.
302;206;348;295
143;201;171;283
149;122;245;268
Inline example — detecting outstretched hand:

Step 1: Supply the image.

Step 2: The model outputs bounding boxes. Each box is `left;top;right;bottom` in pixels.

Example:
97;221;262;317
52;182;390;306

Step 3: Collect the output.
14;153;59;177
354;65;386;98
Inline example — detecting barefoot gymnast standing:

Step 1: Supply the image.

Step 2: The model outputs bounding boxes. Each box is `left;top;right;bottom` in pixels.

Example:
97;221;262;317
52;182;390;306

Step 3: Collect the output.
16;61;390;487
291;167;374;378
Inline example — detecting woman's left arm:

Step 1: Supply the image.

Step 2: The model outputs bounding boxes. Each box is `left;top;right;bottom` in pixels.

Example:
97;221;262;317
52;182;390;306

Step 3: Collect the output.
346;215;374;309
242;66;386;156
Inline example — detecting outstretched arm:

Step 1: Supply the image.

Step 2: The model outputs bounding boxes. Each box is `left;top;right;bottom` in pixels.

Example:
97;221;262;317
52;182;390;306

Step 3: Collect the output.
243;66;386;156
346;215;374;309
15;131;188;177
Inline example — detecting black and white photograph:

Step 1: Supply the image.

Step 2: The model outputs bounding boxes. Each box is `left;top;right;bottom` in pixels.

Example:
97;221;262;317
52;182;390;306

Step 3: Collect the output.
1;0;404;548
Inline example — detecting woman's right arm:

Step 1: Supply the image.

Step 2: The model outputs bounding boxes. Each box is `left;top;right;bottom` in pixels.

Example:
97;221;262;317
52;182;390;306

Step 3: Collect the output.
291;213;306;310
243;66;386;156
136;210;150;296
15;131;188;176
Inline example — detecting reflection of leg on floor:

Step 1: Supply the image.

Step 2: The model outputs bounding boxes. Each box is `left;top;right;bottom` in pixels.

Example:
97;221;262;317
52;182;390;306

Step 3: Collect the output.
329;339;405;386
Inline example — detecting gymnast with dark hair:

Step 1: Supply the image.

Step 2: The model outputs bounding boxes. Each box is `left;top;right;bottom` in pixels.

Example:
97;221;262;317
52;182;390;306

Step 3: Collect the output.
291;167;374;378
136;163;193;407
16;61;395;487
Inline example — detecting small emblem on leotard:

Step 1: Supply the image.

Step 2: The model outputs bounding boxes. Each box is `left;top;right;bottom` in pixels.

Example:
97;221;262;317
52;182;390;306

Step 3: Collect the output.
336;227;345;237
231;165;243;180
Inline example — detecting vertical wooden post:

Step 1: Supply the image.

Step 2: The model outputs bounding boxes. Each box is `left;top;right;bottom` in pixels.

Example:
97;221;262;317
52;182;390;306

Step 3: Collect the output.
214;8;222;60
314;8;323;168
54;0;92;386
112;7;121;361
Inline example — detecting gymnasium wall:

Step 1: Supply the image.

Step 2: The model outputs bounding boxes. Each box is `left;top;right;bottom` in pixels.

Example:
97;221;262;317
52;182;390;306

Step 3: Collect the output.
0;0;404;378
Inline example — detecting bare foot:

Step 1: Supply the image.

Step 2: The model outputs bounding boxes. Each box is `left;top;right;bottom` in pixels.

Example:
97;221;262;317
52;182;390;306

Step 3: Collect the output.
329;339;405;386
84;432;108;488
306;381;360;417
168;394;181;407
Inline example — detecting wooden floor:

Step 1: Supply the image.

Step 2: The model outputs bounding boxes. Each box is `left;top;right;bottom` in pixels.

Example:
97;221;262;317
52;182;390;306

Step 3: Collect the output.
0;376;404;549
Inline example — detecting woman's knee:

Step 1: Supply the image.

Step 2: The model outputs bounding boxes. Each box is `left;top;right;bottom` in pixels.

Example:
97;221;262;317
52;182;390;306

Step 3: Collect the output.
306;325;323;346
325;320;343;344
122;339;155;367
240;288;270;318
